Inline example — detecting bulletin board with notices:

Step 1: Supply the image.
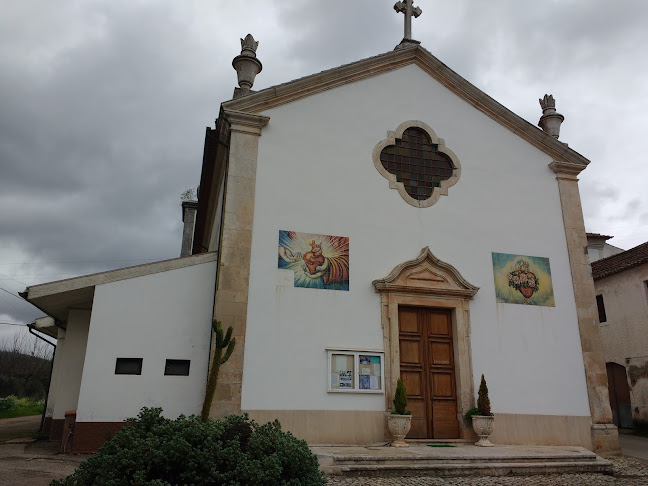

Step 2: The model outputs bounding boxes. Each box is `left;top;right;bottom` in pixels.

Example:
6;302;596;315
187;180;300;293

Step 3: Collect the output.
327;350;384;393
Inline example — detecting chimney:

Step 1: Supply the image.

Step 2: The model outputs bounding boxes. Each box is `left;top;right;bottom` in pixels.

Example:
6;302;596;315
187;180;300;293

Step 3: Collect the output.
538;94;564;139
180;200;198;257
232;34;262;99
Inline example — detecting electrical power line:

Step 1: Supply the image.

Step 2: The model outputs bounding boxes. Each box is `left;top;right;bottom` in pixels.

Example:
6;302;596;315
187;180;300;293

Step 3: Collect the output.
0;272;27;286
0;257;168;266
0;286;25;302
0;321;28;327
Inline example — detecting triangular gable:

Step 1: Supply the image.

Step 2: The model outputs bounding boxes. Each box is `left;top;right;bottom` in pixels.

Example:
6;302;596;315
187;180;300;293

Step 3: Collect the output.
223;45;588;169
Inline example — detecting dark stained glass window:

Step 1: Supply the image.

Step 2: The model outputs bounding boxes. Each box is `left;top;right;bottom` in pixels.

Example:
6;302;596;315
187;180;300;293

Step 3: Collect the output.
379;128;455;201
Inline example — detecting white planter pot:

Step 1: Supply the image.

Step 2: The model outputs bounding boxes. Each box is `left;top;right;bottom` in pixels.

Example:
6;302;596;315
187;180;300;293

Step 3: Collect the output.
471;415;495;447
387;414;412;447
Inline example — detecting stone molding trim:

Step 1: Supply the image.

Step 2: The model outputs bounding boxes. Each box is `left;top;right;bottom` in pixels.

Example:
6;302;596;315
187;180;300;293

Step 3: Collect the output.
223;45;589;170
373;247;478;439
373;246;479;298
372;121;461;208
208;109;269;419
554;175;621;455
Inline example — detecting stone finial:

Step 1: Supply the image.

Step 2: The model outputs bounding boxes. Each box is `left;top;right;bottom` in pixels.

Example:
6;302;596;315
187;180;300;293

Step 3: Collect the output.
538;94;564;139
232;34;262;99
240;34;259;56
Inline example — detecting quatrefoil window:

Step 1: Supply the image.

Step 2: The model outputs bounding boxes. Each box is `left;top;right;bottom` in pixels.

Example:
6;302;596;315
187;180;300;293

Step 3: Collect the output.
372;121;461;208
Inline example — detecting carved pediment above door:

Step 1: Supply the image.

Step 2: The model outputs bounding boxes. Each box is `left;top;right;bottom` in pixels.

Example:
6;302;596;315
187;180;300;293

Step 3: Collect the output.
372;247;479;299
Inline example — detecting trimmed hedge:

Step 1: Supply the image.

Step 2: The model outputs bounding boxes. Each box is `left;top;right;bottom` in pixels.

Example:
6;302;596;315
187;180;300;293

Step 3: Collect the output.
51;408;326;486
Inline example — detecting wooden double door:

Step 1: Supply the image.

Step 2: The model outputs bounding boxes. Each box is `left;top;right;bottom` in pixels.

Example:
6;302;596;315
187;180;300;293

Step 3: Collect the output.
399;306;459;438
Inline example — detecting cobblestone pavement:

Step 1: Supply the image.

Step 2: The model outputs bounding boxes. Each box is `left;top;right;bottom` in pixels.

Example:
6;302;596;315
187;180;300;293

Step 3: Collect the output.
326;457;648;485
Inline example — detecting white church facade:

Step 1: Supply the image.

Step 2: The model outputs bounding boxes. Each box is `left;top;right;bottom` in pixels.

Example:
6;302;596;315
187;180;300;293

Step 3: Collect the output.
24;11;620;455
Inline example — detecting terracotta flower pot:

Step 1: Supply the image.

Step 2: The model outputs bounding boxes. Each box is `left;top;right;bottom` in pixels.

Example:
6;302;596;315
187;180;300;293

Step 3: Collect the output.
471;415;495;447
387;414;412;447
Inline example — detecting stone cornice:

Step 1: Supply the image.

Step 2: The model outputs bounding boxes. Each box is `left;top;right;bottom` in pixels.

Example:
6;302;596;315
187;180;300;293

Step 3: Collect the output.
222;109;270;136
223;46;590;169
549;160;586;178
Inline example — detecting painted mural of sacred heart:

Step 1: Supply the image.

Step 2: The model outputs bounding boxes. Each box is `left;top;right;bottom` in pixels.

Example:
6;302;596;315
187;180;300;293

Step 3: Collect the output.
507;259;540;304
379;127;455;201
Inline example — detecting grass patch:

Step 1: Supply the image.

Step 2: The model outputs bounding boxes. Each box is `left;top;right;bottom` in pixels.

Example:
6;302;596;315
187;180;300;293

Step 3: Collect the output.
0;396;44;419
427;443;456;447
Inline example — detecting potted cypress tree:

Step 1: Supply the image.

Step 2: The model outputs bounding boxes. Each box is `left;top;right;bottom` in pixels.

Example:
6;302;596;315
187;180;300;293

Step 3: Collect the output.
387;378;412;447
469;374;495;447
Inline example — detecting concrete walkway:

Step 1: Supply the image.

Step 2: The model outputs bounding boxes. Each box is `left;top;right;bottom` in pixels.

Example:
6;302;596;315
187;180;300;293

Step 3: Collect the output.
0;415;41;443
619;434;648;461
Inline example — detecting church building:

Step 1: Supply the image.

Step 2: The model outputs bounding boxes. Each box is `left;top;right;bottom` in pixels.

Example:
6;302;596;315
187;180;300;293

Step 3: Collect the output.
25;3;620;454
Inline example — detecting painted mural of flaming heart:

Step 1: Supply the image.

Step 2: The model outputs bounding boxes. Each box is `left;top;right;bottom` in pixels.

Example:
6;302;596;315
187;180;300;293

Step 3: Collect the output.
278;230;349;291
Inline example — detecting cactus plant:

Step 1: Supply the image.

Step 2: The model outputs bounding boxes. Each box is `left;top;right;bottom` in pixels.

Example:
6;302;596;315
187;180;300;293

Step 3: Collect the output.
201;319;236;422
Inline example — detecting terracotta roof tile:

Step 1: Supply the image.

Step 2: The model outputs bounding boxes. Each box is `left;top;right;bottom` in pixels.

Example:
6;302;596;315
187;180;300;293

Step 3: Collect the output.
586;232;613;240
591;241;648;279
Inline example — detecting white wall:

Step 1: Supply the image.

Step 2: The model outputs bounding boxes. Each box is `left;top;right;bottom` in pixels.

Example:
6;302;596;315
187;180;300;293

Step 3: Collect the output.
596;263;648;422
588;243;624;262
75;260;217;422
53;310;90;420
241;64;590;416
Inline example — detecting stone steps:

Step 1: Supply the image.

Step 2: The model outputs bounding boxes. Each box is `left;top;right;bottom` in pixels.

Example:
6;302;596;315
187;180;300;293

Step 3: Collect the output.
314;445;613;478
333;459;612;477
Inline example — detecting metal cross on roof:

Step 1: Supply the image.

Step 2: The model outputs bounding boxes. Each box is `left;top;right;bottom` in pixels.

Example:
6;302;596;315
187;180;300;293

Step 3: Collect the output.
394;0;422;41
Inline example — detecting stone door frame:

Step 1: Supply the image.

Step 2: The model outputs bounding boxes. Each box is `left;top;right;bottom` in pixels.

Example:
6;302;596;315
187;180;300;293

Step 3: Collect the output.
373;247;479;439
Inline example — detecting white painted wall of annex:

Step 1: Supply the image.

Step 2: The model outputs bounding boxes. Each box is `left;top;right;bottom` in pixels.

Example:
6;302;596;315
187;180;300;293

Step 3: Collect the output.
52;310;90;420
241;64;590;416
75;261;217;422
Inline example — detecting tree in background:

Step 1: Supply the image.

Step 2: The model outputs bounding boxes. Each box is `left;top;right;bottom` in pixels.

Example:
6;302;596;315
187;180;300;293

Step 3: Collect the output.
0;329;52;398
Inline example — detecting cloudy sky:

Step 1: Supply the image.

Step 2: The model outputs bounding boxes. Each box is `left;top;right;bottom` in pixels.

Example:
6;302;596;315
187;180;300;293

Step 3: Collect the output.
1;0;647;340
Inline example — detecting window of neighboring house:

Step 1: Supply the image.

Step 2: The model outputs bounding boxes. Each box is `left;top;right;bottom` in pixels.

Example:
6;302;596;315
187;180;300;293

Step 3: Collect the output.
164;359;191;376
596;295;607;323
115;358;143;375
644;280;648;305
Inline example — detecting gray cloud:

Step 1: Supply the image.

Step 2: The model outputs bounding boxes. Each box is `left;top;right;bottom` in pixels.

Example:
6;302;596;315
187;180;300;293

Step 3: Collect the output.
1;0;647;336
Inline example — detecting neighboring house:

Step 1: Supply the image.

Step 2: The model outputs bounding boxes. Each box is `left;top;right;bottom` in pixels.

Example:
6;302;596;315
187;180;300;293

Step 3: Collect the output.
591;241;648;430
586;233;624;263
24;18;621;454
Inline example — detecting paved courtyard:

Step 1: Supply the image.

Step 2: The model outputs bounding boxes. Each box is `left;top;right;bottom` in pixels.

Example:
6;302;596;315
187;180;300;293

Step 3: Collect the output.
326;456;648;485
1;416;647;485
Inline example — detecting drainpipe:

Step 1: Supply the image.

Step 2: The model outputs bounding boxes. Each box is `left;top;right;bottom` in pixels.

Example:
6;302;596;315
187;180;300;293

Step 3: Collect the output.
28;324;56;434
20;290;66;434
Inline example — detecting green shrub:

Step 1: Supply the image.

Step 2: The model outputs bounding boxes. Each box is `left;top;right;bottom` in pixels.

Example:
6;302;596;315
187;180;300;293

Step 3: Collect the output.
0;395;44;419
392;378;410;415
50;408;327;486
0;396;16;412
464;407;480;420
477;374;492;416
